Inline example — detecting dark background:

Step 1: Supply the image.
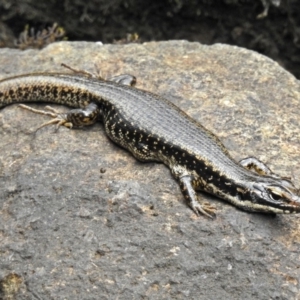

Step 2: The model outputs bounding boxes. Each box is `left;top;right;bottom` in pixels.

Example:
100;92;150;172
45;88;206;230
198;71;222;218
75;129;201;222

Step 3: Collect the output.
0;0;300;78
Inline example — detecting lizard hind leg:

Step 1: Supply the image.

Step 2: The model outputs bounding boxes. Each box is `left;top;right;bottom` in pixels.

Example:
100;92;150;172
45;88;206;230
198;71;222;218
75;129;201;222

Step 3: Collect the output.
61;63;137;87
107;74;136;86
18;102;101;131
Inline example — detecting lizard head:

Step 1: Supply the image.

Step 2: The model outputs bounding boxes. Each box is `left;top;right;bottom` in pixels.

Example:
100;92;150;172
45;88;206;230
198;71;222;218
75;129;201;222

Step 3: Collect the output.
241;177;300;214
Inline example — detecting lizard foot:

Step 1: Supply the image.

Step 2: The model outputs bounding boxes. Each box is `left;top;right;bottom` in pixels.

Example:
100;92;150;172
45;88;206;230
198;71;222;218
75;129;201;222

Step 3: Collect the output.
18;104;72;131
191;201;216;219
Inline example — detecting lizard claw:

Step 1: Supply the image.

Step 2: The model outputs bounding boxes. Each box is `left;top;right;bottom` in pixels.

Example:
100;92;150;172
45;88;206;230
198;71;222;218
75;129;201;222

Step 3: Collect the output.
192;202;216;219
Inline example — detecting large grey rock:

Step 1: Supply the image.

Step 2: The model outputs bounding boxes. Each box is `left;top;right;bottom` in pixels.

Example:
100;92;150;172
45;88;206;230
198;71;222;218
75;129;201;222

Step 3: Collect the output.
0;41;299;299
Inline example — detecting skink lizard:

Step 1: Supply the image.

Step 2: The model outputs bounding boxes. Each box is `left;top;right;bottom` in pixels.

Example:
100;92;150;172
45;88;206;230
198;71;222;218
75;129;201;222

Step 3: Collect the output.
0;67;299;217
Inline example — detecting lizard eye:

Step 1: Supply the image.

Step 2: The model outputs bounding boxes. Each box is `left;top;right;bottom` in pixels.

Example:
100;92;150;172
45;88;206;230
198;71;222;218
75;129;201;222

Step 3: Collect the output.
268;189;283;201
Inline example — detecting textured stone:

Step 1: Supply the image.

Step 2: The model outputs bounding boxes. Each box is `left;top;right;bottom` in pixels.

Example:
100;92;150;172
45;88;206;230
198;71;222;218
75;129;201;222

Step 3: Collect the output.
0;41;300;299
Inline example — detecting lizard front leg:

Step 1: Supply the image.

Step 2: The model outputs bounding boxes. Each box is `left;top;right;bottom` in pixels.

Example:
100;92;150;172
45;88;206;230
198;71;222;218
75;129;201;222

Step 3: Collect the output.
239;157;279;177
171;164;216;218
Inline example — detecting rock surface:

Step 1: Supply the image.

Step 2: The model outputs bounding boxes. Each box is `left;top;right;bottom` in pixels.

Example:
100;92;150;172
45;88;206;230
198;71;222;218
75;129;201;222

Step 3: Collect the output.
0;41;300;299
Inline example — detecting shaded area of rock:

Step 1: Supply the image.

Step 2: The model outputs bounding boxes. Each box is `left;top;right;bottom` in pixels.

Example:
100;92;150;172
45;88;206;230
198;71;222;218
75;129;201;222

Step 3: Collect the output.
0;41;300;299
1;1;300;79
